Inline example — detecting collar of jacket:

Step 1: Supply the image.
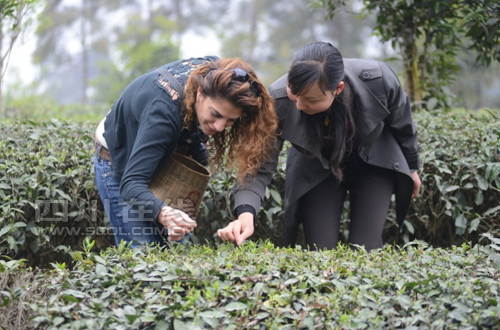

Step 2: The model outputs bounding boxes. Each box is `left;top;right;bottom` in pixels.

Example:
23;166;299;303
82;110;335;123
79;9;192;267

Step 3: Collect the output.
270;58;391;169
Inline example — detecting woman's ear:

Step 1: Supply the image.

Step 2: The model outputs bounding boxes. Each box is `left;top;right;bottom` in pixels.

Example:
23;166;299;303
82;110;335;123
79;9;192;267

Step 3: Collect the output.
335;81;345;95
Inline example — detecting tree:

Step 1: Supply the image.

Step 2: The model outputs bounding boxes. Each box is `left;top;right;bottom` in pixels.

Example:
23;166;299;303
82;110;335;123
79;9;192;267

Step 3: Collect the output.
0;0;37;114
92;0;234;106
317;0;500;110
218;0;375;84
34;0;124;105
34;0;228;106
91;11;180;105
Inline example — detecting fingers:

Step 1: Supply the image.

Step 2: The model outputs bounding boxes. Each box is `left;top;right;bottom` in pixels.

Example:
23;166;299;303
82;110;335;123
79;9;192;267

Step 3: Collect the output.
218;213;255;246
159;206;197;241
410;172;422;198
217;222;237;243
168;225;190;237
167;208;197;228
167;229;187;241
159;215;191;234
160;207;197;229
233;220;243;245
237;223;253;246
235;213;254;245
412;184;420;198
217;219;254;246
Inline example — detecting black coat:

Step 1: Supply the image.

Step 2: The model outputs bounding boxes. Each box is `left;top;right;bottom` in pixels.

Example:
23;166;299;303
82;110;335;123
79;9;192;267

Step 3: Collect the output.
234;59;420;245
103;57;215;220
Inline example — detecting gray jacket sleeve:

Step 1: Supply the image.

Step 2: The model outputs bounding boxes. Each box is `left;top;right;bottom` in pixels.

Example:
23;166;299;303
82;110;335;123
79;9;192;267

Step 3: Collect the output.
381;63;420;170
232;136;284;213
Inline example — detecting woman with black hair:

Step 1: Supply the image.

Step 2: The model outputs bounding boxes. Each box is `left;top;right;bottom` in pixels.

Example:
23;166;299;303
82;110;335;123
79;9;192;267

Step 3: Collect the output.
218;42;422;250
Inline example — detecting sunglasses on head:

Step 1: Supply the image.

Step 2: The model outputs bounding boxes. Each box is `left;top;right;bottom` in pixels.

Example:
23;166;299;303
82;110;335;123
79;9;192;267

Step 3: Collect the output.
232;68;250;82
232;68;261;96
205;67;260;96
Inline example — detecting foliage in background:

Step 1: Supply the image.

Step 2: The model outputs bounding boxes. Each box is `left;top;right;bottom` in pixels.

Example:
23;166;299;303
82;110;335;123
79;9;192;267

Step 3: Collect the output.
1;110;498;266
91;10;180;106
404;109;500;244
3;90;104;122
4;0;499;113
1;239;499;329
76;0;497;111
34;0;125;105
33;0;229;107
0;0;38;114
316;0;500;110
454;54;500;110
218;0;376;86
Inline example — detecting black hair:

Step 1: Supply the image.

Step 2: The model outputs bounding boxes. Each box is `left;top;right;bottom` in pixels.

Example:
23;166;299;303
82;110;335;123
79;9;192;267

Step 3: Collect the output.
288;41;356;180
288;41;344;95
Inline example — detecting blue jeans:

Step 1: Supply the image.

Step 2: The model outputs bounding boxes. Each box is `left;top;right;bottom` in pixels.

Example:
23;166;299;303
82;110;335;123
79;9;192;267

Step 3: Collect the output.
93;153;169;247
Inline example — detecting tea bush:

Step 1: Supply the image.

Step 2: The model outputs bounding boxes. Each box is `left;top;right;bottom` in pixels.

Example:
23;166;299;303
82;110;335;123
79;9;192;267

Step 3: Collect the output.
1;237;498;329
0;120;109;266
405;110;499;245
0;110;499;265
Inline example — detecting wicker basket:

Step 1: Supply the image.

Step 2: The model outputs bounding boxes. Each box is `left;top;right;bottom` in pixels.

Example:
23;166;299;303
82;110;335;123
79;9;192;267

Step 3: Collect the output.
149;153;210;219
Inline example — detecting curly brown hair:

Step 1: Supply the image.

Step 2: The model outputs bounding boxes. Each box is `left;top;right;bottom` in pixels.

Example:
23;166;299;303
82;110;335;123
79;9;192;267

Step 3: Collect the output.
183;58;278;182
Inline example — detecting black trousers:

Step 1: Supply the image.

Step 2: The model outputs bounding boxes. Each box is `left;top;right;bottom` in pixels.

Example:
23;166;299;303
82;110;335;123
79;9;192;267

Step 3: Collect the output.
297;156;395;251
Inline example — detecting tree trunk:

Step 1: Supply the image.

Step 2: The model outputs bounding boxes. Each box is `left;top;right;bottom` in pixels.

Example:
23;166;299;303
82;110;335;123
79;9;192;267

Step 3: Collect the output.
80;0;88;104
247;0;260;63
403;39;422;110
146;0;154;30
173;0;184;47
474;77;482;109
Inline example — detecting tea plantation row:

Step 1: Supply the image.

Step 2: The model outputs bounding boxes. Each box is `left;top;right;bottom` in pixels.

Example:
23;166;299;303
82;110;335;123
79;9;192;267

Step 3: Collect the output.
1;238;499;329
0;109;499;265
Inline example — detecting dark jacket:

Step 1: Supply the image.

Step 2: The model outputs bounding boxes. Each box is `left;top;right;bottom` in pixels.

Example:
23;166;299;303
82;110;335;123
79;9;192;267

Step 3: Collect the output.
103;57;217;220
234;58;420;245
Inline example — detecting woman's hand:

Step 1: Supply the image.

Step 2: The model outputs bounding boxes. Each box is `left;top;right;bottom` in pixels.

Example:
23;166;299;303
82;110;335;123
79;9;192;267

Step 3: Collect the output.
217;212;254;246
158;206;197;241
410;171;422;198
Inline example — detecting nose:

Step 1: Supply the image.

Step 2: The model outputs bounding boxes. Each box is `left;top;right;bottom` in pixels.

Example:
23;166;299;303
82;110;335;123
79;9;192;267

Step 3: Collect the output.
213;119;228;132
295;97;306;111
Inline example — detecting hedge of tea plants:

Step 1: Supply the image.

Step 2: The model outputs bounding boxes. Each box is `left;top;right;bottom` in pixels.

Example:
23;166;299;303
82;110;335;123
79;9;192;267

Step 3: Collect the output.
0;120;107;266
0;110;499;265
1;237;499;329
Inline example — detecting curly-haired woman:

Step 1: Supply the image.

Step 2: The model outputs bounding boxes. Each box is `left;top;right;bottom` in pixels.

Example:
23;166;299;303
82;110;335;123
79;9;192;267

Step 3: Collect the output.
94;57;277;247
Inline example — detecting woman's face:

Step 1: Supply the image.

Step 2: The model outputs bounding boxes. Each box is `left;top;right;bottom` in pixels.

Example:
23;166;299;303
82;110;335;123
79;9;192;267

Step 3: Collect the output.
195;89;242;136
287;81;344;115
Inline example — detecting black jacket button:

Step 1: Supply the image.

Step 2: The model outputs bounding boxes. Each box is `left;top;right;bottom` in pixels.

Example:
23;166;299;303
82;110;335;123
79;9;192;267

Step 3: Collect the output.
361;72;371;80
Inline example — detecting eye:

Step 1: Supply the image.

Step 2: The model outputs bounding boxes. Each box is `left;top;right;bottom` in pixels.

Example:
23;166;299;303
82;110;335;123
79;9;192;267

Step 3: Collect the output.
211;111;223;119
